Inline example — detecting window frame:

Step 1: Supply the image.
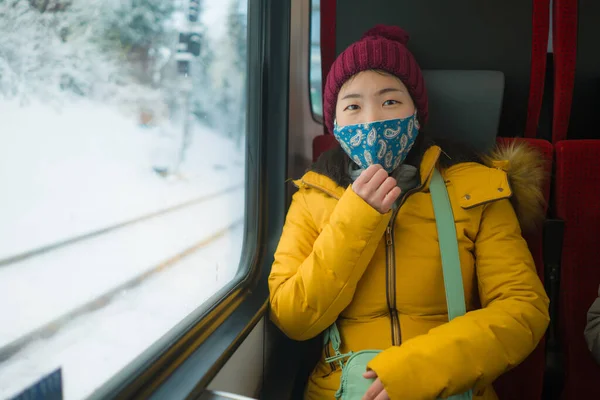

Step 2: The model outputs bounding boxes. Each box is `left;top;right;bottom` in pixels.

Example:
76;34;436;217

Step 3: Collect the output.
86;0;290;398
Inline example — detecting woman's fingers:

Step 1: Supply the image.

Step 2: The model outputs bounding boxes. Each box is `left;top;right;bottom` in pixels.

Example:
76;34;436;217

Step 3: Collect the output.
355;164;382;186
363;370;377;379
380;186;402;213
366;168;389;191
374;177;397;202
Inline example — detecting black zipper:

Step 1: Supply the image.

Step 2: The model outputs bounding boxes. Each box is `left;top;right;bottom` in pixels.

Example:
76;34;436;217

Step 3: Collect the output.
385;226;396;344
384;187;418;345
384;160;438;346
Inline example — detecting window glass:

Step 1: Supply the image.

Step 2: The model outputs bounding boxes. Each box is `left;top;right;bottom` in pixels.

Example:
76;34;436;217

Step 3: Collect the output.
310;0;322;118
0;0;249;398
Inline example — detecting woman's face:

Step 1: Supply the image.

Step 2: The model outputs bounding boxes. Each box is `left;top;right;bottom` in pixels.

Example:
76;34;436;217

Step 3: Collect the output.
335;70;416;127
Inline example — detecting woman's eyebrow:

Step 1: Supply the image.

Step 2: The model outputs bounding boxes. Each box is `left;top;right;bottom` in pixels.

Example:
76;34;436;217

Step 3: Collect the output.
376;87;403;96
341;87;403;100
341;93;362;100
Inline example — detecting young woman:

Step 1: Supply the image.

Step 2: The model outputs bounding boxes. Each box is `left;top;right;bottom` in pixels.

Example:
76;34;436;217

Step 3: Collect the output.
268;25;550;400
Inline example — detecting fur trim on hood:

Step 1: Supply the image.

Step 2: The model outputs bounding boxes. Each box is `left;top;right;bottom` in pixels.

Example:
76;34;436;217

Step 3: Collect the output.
482;140;549;233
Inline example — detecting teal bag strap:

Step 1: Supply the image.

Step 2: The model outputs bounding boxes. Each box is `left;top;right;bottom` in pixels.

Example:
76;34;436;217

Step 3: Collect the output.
324;322;354;369
430;168;473;400
430;168;468;320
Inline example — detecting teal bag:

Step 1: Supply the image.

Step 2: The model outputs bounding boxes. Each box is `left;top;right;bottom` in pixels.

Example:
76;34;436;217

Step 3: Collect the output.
324;169;473;400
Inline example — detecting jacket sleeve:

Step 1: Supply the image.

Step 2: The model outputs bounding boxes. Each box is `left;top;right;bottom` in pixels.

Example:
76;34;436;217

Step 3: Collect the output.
268;186;391;341
367;198;550;399
584;285;600;365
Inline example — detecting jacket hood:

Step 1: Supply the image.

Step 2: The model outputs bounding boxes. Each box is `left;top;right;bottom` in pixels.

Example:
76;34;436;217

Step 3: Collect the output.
482;139;549;233
306;137;548;233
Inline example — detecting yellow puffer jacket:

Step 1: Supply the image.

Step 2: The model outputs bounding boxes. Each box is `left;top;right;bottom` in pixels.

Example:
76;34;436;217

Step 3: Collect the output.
269;142;550;400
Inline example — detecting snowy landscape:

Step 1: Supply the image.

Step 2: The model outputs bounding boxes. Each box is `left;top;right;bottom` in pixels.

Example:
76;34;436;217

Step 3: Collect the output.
0;0;248;398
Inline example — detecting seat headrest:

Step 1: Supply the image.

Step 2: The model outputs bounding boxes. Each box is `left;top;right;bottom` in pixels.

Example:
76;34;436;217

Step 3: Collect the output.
422;70;505;153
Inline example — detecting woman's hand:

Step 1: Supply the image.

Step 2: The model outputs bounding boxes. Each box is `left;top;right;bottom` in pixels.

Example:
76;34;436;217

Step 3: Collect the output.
352;164;401;214
362;370;390;400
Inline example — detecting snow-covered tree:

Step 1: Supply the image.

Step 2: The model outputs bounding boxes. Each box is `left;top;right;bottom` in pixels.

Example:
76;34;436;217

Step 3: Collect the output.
227;0;247;72
102;0;175;85
0;0;251;136
187;0;217;127
0;0;123;105
28;0;72;13
105;0;174;50
227;0;248;147
0;0;177;119
209;0;247;145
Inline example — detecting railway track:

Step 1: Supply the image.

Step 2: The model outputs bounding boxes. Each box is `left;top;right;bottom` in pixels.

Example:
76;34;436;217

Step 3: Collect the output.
0;217;244;363
0;183;244;268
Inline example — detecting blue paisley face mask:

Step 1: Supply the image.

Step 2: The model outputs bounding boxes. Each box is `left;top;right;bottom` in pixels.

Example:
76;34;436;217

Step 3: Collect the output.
333;112;420;173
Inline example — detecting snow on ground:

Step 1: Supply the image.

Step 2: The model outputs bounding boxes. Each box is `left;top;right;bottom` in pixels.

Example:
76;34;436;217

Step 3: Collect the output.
0;187;245;350
0;100;245;261
0;100;247;399
0;223;245;400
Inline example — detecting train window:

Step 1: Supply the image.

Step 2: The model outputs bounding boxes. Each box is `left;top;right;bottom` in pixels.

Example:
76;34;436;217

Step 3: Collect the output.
0;0;249;399
310;0;323;119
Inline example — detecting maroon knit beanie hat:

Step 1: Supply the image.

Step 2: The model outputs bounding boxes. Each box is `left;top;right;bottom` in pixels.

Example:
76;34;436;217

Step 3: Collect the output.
323;25;428;135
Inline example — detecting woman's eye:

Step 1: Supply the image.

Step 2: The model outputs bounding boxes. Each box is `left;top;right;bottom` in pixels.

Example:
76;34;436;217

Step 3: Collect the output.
344;104;360;111
383;100;399;106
